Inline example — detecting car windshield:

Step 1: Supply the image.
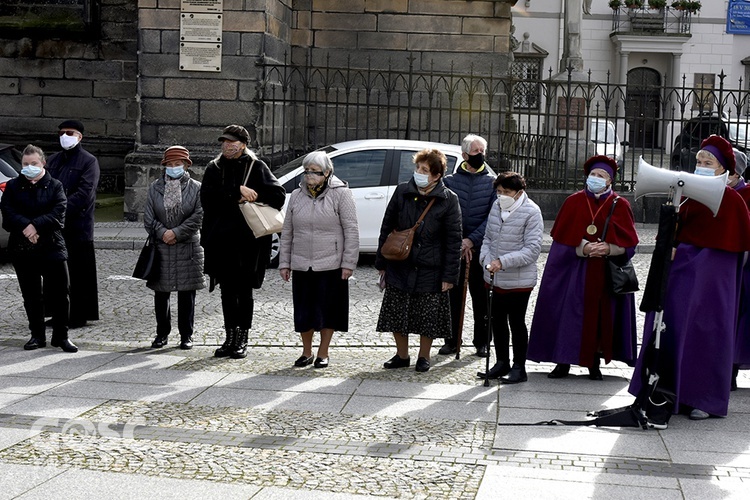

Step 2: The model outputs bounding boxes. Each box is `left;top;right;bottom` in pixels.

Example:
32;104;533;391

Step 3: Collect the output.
590;121;617;144
729;122;750;149
273;146;337;177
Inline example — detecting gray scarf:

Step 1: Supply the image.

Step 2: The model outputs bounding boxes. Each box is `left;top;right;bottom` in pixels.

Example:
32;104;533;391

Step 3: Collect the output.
164;177;183;226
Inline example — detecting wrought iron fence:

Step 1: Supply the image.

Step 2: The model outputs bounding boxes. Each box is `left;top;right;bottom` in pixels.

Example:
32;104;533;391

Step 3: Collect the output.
256;54;750;192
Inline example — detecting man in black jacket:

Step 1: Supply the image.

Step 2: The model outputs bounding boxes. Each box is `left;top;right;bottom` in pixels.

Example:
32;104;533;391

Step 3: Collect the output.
46;120;100;328
440;134;497;358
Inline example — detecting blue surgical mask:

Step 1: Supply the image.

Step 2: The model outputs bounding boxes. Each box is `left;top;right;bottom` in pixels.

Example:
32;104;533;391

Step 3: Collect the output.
413;172;430;188
165;166;185;179
586;175;607;193
694;166;715;177
21;165;43;179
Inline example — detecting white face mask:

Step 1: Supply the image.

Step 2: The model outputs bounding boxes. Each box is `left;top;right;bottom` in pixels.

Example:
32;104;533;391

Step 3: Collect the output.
60;134;80;150
497;194;516;210
413;171;430;188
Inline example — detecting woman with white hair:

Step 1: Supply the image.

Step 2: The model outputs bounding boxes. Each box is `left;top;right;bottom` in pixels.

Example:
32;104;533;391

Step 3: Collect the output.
279;151;359;368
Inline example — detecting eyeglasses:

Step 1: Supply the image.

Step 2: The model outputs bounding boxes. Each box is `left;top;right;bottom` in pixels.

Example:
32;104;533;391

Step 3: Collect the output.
303;170;325;177
58;130;79;136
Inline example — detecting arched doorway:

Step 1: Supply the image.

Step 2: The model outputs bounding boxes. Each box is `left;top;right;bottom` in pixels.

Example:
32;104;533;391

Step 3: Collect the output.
626;68;661;148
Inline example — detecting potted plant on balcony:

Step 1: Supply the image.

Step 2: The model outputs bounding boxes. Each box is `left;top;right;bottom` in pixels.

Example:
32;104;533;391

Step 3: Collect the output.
625;0;644;8
609;0;623;9
648;0;667;9
671;1;701;13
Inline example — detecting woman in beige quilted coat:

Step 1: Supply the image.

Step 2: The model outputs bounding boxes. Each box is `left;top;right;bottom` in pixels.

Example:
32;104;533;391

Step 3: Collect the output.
279;151;359;368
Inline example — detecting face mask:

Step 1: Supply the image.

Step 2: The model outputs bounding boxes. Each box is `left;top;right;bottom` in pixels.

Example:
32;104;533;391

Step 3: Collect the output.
467;152;484;169
222;143;242;158
497;194;516;210
694;166;716;177
21;166;43;179
165;166;185;179
60;134;79;150
413;171;430;188
586;175;608;193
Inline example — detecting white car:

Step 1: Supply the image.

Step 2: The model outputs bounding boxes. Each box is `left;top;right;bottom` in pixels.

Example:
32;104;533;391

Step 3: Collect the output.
270;139;468;265
590;118;627;168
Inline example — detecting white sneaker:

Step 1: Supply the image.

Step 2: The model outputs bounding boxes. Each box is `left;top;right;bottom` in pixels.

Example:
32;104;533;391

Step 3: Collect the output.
689;409;710;420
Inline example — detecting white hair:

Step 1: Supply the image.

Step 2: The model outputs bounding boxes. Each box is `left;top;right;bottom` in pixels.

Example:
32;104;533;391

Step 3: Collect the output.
302;151;334;174
461;134;487;154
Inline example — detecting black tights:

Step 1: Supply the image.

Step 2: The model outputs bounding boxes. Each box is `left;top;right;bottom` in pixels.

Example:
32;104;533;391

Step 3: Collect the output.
219;279;254;330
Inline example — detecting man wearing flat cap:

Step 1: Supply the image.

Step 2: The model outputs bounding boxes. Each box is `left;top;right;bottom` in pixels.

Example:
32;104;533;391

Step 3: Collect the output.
46;119;100;328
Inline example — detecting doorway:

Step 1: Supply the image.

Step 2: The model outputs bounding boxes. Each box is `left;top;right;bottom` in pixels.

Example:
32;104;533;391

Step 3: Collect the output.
626;68;661;148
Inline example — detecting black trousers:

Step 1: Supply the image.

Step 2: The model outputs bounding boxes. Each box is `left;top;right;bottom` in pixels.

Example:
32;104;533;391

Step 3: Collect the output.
447;251;488;348
491;290;532;366
14;257;69;339
218;278;254;331
154;290;196;338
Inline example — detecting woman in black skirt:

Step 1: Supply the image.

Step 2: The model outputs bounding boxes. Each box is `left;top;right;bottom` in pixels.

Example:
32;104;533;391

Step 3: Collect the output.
279;151;360;368
375;149;462;373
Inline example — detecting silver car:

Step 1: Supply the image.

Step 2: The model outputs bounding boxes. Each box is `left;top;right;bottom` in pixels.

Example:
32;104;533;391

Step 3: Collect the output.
271;139;471;265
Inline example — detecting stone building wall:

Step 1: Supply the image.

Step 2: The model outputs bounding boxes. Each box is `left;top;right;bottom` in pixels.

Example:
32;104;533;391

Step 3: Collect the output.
0;0;138;192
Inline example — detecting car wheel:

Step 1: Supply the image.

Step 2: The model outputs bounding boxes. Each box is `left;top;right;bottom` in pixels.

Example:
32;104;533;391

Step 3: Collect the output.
268;232;280;269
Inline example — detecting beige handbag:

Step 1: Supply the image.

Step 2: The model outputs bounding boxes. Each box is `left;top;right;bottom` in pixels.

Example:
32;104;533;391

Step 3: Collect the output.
239;160;285;238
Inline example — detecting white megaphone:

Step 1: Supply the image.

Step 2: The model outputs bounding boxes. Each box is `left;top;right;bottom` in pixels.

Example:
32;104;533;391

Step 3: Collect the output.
634;157;727;216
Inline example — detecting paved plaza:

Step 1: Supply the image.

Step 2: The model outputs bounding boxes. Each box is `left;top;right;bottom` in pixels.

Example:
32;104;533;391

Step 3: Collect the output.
0;223;748;499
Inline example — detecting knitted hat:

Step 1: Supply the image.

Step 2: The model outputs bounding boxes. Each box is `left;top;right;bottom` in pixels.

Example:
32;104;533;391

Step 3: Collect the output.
58;119;84;134
733;148;747;177
161;145;192;166
218;124;250;144
699;134;735;174
583;155;617;179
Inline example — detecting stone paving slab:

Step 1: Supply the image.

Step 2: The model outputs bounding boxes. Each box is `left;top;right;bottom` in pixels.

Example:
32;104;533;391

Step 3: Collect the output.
190;387;352;413
0;395;108;419
0;463;64;500
43;380;207;403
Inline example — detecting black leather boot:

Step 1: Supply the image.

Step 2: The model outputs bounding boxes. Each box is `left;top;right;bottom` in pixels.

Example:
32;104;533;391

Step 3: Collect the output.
501;364;528;384
214;327;236;358
230;328;248;359
24;335;46;350
180;335;193;350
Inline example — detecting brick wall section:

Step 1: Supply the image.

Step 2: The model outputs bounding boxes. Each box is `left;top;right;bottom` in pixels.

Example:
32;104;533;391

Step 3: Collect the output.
0;0;138;192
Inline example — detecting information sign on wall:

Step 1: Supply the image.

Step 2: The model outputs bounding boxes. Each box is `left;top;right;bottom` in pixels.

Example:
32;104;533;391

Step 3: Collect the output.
728;0;750;35
179;0;223;72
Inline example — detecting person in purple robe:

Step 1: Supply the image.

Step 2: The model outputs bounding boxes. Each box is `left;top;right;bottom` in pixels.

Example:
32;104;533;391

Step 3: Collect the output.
729;148;750;391
527;155;639;380
629;135;750;423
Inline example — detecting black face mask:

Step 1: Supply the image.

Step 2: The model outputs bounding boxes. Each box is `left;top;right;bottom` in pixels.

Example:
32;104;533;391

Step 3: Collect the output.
467;152;484;169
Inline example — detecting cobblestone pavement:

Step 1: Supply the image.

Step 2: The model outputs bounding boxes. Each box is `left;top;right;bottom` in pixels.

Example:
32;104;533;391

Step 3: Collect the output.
1;247;749;498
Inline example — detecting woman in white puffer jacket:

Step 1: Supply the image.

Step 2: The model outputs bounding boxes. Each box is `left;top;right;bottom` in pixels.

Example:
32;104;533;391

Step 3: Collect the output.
478;172;543;384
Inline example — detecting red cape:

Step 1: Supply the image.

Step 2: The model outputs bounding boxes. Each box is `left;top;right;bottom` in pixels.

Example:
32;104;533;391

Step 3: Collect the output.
678;187;750;252
551;190;639;248
736;185;750;210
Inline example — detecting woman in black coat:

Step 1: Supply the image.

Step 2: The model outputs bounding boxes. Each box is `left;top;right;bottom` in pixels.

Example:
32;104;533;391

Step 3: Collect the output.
375;149;462;373
0;144;77;353
200;125;286;359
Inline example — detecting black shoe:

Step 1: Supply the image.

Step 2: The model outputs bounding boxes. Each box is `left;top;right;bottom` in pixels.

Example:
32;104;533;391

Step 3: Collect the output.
415;357;430;372
214;328;237;358
179;336;193;350
501;365;528;384
51;337;78;353
230;329;248;359
151;335;169;348
548;363;570;379
314;357;329;368
384;354;410;369
438;344;457;355
588;366;603;381
294;355;314;367
475;345;489;358
24;337;46;350
477;361;511;379
731;365;739;392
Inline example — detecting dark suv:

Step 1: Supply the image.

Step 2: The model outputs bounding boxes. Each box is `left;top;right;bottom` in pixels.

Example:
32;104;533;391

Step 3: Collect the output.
670;113;750;173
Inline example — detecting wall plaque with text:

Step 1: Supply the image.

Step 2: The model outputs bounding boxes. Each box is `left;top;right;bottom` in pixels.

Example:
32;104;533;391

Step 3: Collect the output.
181;0;223;13
179;42;221;72
180;13;222;42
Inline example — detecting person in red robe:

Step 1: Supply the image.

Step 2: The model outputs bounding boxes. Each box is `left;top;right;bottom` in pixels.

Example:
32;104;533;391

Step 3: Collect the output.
729;148;750;391
629;135;750;423
528;155;639;380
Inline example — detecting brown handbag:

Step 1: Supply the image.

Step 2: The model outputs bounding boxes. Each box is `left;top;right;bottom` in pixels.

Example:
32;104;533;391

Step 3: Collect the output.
380;199;436;261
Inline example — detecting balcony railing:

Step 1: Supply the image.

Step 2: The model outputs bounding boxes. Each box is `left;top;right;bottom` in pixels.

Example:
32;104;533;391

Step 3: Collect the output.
611;6;693;35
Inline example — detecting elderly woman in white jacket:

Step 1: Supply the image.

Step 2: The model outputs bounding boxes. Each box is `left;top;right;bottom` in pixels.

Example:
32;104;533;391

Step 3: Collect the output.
279;151;359;368
478;172;543;384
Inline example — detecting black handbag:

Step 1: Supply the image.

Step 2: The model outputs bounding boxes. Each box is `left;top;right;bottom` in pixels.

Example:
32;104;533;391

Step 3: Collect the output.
601;197;639;295
132;237;159;281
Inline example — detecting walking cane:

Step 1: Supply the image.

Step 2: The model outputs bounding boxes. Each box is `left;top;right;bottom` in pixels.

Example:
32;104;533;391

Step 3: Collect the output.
484;266;495;387
455;254;471;360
